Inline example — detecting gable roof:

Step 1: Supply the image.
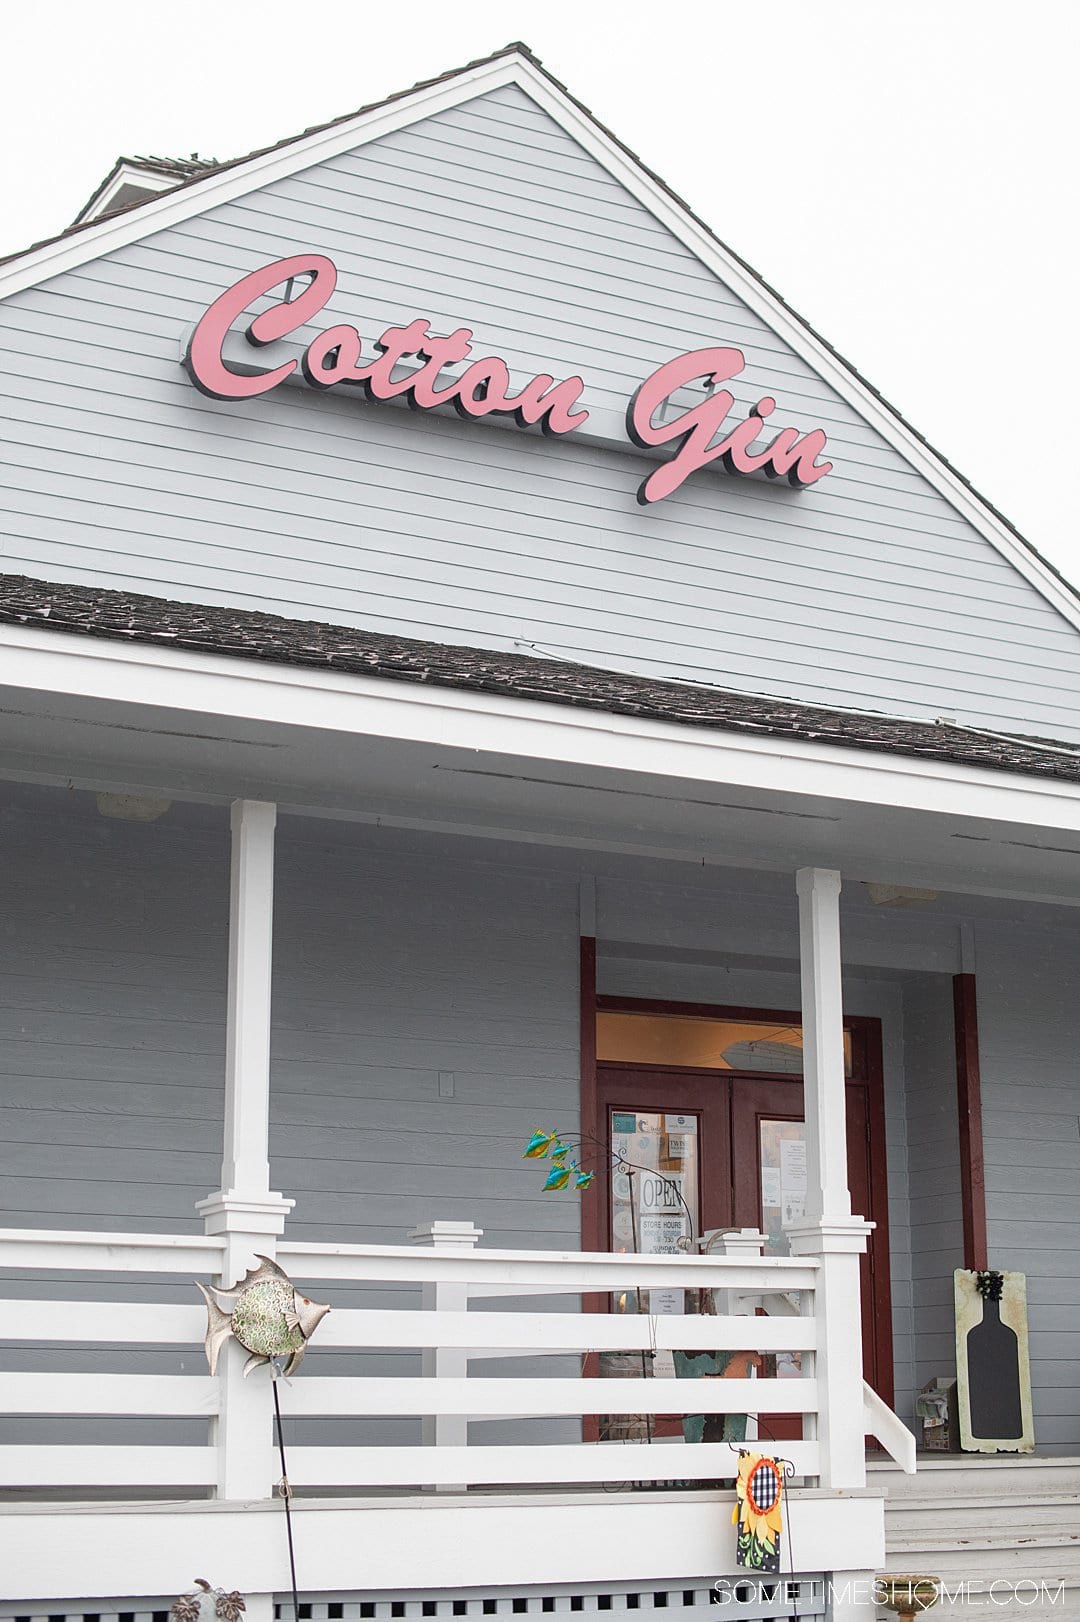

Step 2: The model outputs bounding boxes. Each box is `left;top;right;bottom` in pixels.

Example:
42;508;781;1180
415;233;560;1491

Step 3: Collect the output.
0;41;1075;641
4;572;1080;786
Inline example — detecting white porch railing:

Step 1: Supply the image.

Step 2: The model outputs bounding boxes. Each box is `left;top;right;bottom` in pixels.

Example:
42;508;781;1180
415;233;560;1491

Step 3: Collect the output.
0;1222;913;1497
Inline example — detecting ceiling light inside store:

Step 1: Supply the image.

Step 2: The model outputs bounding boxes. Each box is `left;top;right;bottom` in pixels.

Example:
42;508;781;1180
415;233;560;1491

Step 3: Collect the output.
864;883;939;907
95;792;173;822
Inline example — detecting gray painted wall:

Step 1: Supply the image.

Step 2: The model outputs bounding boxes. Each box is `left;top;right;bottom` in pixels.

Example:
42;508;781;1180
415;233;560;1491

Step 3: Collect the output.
2;86;1080;738
2;789;1079;1451
976;925;1080;1456
269;816;581;1252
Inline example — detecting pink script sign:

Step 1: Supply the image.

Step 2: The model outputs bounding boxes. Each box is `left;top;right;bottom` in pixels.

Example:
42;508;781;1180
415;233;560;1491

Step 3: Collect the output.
184;254;833;503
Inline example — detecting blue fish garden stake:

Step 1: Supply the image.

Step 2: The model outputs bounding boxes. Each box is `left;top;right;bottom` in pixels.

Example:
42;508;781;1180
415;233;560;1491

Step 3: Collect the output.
523;1130;594;1193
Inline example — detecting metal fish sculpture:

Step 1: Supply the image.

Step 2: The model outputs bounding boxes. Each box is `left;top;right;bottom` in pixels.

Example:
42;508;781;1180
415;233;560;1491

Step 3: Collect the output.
524;1129;558;1159
195;1256;330;1377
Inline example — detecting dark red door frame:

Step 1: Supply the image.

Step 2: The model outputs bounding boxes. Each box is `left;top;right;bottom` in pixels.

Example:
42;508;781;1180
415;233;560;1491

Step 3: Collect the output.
953;973;988;1272
576;970;894;1402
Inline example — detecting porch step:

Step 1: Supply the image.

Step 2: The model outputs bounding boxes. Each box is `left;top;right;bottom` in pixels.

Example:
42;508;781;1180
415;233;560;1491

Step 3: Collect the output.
870;1457;1080;1617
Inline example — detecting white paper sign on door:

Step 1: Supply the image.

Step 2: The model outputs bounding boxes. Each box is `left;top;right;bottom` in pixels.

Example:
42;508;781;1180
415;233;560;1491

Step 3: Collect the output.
638;1213;686;1254
780;1137;807;1227
649;1288;685;1317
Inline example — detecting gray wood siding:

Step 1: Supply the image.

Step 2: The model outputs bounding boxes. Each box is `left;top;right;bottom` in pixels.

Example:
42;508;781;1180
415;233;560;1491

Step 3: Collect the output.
269;816;581;1251
975;925;1080;1454
2;86;1080;737
0;790;581;1251
0;793;583;1451
4;791;1080;1449
0;792;229;1237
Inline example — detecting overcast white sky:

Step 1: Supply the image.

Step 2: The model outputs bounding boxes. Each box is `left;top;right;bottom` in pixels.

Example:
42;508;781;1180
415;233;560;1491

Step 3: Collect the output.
2;1;1075;581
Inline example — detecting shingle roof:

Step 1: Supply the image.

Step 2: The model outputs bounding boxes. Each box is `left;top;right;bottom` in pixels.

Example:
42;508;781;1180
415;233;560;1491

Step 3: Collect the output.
3;572;1078;787
124;155;220;178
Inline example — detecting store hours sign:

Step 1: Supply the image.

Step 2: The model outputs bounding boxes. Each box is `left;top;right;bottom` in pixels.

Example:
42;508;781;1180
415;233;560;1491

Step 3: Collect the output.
183;253;833;505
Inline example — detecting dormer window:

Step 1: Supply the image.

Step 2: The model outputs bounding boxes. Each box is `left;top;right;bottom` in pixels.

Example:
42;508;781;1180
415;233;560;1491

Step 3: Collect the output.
73;153;218;226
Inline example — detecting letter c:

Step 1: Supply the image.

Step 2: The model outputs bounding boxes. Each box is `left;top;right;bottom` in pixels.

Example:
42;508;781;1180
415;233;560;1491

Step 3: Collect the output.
184;254;337;401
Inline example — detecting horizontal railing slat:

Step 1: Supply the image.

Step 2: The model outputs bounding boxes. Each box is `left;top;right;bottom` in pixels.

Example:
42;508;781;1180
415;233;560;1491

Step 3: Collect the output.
0;1372;219;1416
0;1302;814;1353
285;1375;817;1416
278;1242;818;1291
0;1300;204;1343
288;1439;819;1487
0;1230;817;1291
0;1228;224;1274
318;1308;816;1352
0;1445;219;1487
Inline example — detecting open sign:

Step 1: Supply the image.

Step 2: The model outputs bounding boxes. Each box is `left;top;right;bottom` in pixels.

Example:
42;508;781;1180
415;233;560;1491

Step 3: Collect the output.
638;1171;684;1212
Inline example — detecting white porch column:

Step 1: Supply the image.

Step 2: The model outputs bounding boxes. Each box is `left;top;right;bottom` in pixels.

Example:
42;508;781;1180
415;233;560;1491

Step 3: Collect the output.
195;801;293;1501
785;868;873;1492
196;799;294;1280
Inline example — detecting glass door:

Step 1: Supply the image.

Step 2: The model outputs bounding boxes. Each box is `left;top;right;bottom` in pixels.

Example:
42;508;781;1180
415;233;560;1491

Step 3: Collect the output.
731;1073;882;1401
593;1069;732;1440
596;1068;733;1266
592;1002;892;1411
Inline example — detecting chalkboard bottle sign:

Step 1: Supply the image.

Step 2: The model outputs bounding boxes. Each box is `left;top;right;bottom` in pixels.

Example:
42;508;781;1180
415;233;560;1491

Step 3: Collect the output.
967;1276;1022;1439
954;1268;1034;1453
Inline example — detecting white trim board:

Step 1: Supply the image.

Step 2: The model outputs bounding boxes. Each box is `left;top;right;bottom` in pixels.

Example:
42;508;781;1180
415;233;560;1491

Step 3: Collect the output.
0;47;1076;639
4;620;1080;835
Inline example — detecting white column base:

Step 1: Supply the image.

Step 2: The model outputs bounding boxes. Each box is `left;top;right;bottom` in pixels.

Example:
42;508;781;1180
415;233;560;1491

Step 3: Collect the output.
196;1191;295;1233
195;1190;295;1287
787;1217;875;1492
786;1218;874;1256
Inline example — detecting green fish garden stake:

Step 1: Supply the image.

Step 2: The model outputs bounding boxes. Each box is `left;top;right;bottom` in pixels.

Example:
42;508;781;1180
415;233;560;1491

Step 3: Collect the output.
523;1130;595;1191
196;1255;330;1376
195;1257;329;1622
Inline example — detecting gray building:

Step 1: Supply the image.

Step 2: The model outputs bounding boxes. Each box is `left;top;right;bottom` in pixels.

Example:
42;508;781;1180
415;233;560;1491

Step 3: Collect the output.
1;42;1078;1621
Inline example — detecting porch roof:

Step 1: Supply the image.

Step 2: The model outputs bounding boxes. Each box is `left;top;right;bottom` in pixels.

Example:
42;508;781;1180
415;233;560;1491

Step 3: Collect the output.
2;571;1078;787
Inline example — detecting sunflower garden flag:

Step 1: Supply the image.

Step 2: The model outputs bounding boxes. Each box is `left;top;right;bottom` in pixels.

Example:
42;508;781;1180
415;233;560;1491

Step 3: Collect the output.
732;1451;784;1572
